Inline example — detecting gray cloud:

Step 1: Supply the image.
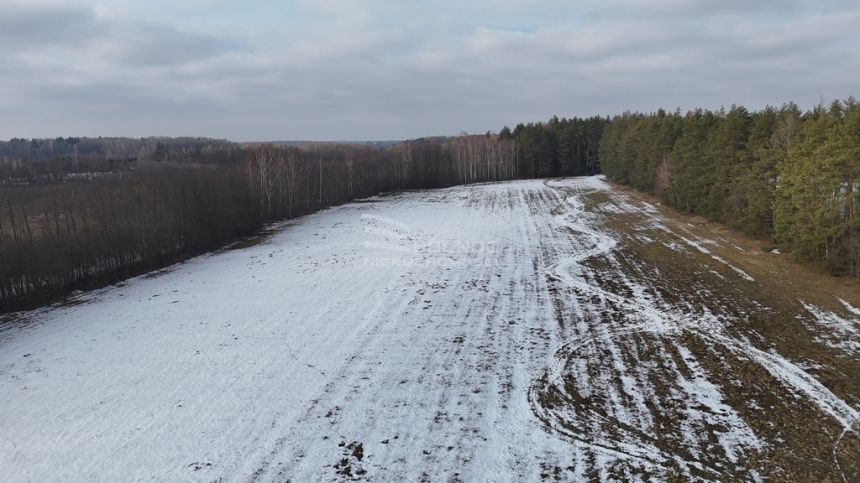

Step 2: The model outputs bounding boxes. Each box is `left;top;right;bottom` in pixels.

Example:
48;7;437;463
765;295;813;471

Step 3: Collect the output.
104;20;236;67
0;0;857;140
0;3;98;48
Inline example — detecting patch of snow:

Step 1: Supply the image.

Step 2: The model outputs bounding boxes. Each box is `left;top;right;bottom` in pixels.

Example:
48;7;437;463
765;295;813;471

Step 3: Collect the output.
801;301;860;352
709;270;726;280
712;255;756;282
598;202;626;214
662;240;686;252
673;344;762;463
640;202;659;213
678;236;755;282
839;298;860;317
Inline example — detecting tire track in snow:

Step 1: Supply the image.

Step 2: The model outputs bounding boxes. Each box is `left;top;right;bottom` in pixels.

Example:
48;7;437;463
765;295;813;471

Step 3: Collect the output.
530;183;734;479
248;184;573;481
528;178;860;481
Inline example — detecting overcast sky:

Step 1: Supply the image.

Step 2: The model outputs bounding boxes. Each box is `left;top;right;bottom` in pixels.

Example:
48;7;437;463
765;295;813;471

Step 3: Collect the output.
1;0;858;141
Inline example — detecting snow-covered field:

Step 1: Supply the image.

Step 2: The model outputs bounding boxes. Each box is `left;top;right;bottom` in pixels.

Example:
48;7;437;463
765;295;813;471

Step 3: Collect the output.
1;177;858;482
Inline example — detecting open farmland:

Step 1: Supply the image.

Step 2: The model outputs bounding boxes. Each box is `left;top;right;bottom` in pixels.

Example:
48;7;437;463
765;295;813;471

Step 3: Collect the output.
1;177;858;482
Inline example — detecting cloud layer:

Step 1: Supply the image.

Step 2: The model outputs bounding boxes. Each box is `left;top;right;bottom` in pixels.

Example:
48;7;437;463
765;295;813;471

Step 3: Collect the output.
1;0;858;140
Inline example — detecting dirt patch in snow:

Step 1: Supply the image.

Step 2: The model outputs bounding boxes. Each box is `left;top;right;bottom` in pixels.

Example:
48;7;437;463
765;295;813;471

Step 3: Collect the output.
529;179;859;481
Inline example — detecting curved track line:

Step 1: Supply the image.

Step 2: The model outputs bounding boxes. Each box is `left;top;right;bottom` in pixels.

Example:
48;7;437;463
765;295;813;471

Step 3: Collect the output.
529;178;859;480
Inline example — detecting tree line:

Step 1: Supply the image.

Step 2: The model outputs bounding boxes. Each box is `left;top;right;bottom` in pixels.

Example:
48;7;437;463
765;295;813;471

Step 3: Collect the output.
504;116;607;178
0;137;241;182
3;101;856;311
599;100;859;279
1;134;517;312
0;166;258;310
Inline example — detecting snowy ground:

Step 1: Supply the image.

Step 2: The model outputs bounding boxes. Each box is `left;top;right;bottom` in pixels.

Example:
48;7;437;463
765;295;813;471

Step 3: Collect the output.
1;177;858;482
